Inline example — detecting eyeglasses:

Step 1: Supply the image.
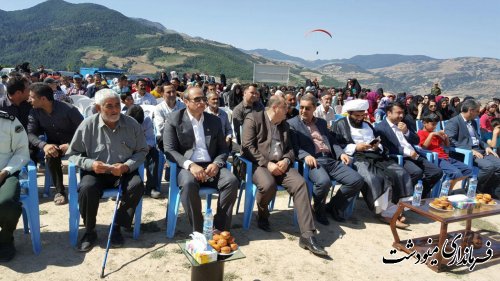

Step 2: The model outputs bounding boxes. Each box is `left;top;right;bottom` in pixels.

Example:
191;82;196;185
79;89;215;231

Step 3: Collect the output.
189;96;207;103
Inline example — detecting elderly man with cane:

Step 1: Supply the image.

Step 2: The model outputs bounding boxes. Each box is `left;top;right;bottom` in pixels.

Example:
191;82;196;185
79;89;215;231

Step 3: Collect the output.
66;89;148;253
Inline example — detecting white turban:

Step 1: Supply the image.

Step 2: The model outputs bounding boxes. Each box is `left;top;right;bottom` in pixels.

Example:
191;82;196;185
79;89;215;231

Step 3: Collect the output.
342;99;369;113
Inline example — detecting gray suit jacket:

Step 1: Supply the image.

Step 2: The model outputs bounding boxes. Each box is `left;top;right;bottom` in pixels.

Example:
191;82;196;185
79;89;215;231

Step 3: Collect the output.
445;114;487;150
163;108;228;167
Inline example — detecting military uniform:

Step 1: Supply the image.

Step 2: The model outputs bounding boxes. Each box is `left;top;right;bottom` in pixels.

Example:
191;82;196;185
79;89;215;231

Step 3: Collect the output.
0;110;30;262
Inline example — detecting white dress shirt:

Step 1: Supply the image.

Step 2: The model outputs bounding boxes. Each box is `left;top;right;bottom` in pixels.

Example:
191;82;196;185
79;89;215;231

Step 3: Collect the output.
132;92;158;105
386;119;416;158
461;115;479;146
154;100;186;137
182;111;212;169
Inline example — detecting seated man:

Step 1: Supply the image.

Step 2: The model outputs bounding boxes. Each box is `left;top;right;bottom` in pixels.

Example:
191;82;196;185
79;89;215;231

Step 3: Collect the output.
0;112;29;262
67;89;148;252
375;102;443;198
314;92;335;126
333;100;414;228
241;95;328;256
27;83;83;205
445;99;500;197
206;91;233;150
163;87;239;233
232;84;264;145
288;94;364;225
284;91;299;120
154;84;185;150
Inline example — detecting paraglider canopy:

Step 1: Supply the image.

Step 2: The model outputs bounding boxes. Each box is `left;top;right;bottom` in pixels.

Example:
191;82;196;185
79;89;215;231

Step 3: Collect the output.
305;29;333;38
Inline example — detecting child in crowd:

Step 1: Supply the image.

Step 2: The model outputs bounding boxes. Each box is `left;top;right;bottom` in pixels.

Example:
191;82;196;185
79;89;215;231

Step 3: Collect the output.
483;118;500;148
418;114;473;192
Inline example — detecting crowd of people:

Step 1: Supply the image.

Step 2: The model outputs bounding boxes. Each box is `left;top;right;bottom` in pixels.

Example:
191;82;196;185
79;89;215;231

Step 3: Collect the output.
0;64;499;262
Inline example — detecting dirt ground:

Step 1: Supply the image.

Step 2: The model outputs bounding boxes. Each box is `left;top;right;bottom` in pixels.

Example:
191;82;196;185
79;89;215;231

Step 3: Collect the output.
1;171;499;281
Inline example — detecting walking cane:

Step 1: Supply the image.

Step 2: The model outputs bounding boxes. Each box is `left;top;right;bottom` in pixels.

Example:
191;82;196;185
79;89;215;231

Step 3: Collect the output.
100;184;122;278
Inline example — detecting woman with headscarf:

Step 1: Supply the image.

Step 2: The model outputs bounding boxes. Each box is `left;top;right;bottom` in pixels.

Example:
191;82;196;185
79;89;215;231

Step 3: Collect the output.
437;96;453;121
228;83;243;110
332;90;345;114
423;99;443;121
366;91;382;123
403;100;420;133
448;97;461;117
374;93;395;122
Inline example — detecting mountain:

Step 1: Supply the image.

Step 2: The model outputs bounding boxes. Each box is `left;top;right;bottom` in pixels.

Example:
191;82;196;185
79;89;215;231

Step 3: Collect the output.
318;57;500;99
243;49;435;69
0;0;274;81
131;18;167;32
344;54;435;69
242;49;339;68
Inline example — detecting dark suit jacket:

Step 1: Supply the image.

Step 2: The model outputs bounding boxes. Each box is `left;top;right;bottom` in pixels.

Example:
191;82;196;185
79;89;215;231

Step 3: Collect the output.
163;108;228;167
241;110;295;167
444;114;487;150
374;119;419;156
287;116;344;161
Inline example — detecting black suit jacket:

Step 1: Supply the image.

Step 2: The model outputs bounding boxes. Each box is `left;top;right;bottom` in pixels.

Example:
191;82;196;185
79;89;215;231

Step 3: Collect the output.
374;119;419;156
163;108;228;167
287;116;344;161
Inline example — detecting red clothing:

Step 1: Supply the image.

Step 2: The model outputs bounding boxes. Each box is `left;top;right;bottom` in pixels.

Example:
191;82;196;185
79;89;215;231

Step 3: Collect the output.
418;130;448;159
480;114;494;132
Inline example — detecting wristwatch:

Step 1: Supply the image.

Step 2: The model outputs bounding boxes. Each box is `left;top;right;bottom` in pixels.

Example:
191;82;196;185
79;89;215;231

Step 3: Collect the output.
215;161;225;169
284;158;291;166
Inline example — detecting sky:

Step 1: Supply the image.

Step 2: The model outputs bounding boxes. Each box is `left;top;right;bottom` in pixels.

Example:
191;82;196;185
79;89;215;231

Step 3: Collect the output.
3;0;500;60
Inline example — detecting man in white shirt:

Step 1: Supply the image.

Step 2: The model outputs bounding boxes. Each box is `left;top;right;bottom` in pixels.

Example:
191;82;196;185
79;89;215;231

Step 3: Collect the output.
132;79;157;106
163;87;238;233
375;102;443;198
154;84;185;144
314;92;335;126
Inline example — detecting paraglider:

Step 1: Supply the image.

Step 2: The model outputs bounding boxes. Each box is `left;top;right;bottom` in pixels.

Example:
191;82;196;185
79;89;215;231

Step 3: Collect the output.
305;29;333;38
316;51;319;55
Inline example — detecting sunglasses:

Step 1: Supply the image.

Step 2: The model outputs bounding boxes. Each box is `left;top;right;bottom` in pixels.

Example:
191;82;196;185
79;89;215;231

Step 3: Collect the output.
189;96;207;103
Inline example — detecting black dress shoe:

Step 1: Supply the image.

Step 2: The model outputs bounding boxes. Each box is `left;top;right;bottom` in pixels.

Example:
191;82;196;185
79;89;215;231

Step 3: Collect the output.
111;227;124;247
325;204;346;222
0;242;16;262
314;207;330;226
257;217;272;232
77;231;97;252
299;236;328;256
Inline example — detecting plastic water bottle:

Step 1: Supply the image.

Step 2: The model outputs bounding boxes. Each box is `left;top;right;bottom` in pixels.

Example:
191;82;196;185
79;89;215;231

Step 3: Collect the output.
439;178;451;197
203;208;214;243
467;176;478;199
412;180;424;206
19;167;29;195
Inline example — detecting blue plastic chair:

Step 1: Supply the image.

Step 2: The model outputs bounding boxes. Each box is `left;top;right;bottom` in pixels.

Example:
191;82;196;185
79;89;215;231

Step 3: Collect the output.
235;157;300;230
68;162;144;247
20;162;42;255
302;162;358;219
166;161;232;238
